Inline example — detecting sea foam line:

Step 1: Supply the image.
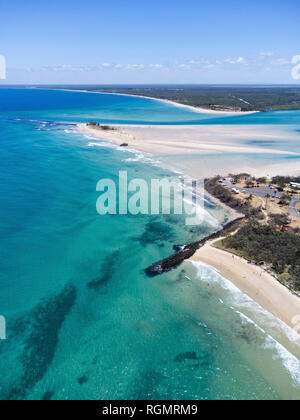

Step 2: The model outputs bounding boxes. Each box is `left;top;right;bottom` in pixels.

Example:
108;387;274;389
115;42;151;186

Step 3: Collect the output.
190;260;300;387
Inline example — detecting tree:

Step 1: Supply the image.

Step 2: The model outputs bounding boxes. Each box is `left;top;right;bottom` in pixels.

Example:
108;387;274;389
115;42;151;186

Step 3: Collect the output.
279;194;292;206
257;177;267;184
246;180;255;188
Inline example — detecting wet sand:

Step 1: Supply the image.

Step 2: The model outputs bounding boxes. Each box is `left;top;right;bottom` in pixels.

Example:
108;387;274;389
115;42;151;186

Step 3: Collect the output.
191;239;300;333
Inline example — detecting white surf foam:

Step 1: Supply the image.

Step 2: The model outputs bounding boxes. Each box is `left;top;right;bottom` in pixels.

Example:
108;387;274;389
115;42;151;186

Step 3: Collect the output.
191;260;300;388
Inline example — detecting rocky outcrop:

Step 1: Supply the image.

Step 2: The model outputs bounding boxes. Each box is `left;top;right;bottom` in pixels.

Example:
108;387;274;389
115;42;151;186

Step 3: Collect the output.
145;217;245;276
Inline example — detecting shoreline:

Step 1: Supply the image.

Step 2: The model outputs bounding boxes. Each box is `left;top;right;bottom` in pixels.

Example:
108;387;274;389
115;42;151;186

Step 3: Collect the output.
51;87;259;116
190;238;300;334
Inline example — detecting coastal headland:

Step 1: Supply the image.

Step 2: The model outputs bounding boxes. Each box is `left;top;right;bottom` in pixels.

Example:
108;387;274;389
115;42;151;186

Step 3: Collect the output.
148;174;300;333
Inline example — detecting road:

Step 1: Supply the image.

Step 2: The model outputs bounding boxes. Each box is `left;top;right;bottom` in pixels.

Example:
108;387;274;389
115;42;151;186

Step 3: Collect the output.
221;178;300;221
221;179;282;199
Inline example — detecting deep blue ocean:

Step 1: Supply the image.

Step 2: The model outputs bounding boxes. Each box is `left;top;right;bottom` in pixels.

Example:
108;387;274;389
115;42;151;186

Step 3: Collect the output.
0;88;300;400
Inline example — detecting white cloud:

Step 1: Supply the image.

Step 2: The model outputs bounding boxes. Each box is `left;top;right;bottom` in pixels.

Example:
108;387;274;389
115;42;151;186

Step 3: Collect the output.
149;64;164;69
178;64;191;70
270;58;290;66
41;65;89;72
260;52;273;57
188;59;209;66
224;57;246;64
126;64;144;70
204;64;217;69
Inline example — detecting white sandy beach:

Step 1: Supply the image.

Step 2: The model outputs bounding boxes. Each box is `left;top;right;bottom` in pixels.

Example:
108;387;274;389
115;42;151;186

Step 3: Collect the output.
78;123;300;178
129;95;258;115
191;240;300;334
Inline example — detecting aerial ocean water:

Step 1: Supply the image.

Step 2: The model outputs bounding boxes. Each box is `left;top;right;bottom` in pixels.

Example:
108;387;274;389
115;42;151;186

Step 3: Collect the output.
0;88;300;400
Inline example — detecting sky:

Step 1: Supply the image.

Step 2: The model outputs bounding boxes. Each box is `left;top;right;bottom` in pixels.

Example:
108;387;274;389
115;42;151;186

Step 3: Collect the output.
1;0;300;84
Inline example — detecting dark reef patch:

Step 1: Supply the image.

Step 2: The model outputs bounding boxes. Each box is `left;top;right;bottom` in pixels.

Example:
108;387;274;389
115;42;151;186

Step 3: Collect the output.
174;351;212;369
6;285;77;400
234;319;261;346
129;369;165;400
87;250;120;291
163;214;185;225
77;375;88;385
134;220;176;247
42;391;55;400
188;225;213;239
175;352;198;362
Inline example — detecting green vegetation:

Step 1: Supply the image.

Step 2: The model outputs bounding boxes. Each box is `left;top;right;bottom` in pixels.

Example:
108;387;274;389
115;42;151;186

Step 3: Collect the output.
222;222;300;291
204;177;262;217
87;122;115;131
269;213;290;227
42;85;300;112
279;194;292;206
271;176;300;185
229;173;251;183
206;173;300;293
93;86;300;112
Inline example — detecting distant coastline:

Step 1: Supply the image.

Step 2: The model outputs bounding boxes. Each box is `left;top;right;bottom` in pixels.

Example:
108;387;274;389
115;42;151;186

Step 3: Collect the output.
3;85;300;113
92;91;259;115
36;84;300;113
54;87;259;115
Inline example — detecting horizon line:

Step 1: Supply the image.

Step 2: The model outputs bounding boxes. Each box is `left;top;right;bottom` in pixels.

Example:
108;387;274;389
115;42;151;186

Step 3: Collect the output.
1;83;300;87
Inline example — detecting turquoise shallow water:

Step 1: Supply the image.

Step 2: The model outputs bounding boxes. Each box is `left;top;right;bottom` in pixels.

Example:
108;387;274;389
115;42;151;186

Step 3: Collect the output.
0;88;300;400
2;88;300;126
